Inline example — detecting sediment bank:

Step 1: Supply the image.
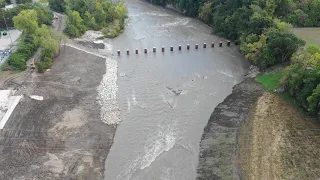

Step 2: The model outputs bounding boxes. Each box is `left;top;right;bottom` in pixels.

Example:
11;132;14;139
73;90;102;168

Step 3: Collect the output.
196;78;264;180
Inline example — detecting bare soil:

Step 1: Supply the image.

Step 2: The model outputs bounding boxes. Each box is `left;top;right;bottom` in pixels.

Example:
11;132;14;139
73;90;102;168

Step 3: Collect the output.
238;92;320;179
197;78;264;180
0;46;115;179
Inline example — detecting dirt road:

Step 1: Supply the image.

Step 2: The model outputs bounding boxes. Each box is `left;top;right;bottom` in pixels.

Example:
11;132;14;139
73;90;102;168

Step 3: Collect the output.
0;46;115;179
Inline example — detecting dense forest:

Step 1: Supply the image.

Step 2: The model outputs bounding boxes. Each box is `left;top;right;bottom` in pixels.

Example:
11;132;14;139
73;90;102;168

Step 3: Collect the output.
49;0;128;38
148;0;320;118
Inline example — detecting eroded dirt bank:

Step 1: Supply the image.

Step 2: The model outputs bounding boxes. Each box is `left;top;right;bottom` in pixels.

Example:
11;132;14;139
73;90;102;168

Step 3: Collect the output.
196;78;264;179
0;46;115;179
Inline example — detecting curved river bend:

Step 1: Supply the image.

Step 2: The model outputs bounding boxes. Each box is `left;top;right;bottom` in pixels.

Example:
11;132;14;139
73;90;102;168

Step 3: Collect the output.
104;0;249;179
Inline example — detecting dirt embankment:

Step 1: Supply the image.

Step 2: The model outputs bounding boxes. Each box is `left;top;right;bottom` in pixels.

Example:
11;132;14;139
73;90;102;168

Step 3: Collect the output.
238;92;320;180
198;75;320;180
197;78;264;180
0;46;115;179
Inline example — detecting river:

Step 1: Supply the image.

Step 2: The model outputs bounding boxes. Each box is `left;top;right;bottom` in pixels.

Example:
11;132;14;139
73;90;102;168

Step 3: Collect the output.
103;0;249;179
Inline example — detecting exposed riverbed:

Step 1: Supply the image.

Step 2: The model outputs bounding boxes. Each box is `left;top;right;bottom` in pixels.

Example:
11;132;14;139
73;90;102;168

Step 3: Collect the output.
103;0;249;179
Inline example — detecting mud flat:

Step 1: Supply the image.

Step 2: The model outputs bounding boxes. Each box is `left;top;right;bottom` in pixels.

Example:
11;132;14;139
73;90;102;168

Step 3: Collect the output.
0;46;115;179
196;78;264;180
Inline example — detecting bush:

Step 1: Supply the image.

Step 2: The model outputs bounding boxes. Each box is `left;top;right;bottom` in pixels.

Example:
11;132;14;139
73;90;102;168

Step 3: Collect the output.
36;61;46;73
8;53;27;70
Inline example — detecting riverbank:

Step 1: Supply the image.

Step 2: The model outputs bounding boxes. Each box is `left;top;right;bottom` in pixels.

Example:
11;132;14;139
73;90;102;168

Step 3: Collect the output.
0;46;115;179
197;75;320;179
196;78;264;179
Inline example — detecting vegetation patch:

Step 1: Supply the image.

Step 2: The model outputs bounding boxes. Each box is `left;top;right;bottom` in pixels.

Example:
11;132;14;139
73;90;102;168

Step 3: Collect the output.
5;1;59;72
256;69;283;91
50;0;128;38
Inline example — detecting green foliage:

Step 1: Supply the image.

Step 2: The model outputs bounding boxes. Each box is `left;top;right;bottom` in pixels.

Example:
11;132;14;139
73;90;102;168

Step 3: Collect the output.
281;45;320;118
16;0;32;4
307;84;320;115
65;11;86;37
49;0;65;12
7;5;58;72
307;44;320;55
274;19;292;32
266;30;305;63
34;24;59;54
8;52;27;70
64;0;128;38
13;9;38;34
37;48;54;72
34;5;53;25
198;2;212;24
256;70;283;91
248;8;273;35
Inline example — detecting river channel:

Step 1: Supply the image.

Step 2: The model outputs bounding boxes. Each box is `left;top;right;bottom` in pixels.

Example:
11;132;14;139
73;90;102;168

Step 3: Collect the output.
104;0;249;179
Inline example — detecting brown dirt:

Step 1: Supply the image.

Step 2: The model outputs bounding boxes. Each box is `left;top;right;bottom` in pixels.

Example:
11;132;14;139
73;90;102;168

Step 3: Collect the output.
0;46;115;179
238;92;320;180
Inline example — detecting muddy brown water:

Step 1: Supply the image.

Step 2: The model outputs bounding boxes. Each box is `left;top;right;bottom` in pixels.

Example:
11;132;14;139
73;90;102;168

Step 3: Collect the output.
104;0;249;179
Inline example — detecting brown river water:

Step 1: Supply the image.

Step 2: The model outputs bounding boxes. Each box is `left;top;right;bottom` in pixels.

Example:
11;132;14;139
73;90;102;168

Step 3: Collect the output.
103;0;249;179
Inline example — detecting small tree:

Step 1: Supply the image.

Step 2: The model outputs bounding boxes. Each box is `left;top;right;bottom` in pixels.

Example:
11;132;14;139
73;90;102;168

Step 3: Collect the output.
13;9;39;34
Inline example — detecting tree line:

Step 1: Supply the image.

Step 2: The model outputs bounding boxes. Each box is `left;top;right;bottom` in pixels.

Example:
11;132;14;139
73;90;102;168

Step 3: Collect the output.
0;3;52;29
49;0;128;38
147;0;320;117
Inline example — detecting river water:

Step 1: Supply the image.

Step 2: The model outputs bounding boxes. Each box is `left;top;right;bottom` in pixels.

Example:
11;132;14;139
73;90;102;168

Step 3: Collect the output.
104;0;249;179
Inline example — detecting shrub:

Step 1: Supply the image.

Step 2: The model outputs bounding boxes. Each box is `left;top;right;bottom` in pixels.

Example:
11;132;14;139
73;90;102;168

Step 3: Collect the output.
8;53;27;70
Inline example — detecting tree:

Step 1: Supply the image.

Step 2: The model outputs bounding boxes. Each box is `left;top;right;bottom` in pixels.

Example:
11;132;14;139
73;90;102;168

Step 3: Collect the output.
266;30;305;63
34;24;59;54
93;1;106;26
49;0;65;12
34;6;53;25
248;8;273;35
244;34;274;68
309;0;320;26
65;10;86;37
84;11;98;30
274;19;292;32
307;84;320;115
198;2;212;24
13;9;38;34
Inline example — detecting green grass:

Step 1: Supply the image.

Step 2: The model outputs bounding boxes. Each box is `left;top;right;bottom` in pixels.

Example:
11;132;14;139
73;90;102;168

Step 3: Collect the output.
256;70;283;91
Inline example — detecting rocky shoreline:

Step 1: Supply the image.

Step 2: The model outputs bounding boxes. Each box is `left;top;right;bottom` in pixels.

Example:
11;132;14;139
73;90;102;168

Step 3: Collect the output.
196;78;264;180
